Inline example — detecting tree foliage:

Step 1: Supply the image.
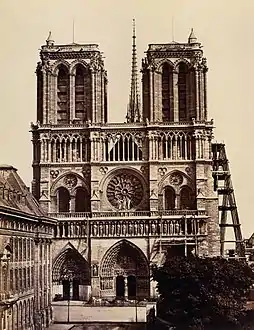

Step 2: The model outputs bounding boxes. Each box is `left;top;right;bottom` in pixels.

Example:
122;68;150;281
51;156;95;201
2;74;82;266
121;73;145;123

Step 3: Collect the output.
152;252;253;329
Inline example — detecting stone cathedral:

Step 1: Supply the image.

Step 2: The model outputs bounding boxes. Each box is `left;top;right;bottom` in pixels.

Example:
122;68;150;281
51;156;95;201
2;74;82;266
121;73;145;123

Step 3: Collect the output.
31;26;220;302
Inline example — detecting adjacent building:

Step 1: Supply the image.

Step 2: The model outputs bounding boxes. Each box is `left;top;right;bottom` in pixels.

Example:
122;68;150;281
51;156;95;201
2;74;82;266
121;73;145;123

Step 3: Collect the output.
0;165;55;330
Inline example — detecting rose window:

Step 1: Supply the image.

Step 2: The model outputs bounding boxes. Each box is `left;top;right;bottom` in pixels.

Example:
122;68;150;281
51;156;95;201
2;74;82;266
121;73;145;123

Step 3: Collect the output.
106;173;143;210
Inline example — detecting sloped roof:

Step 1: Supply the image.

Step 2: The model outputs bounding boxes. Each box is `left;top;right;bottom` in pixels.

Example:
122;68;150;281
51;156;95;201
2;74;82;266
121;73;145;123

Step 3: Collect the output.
0;165;45;217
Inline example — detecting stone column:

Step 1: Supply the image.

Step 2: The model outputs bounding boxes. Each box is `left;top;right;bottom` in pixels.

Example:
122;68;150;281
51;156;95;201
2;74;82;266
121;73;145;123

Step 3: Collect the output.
195;68;200;121
149;70;154;122
173;69;179;122
203;68;208;120
42;70;47;124
69;73;76;122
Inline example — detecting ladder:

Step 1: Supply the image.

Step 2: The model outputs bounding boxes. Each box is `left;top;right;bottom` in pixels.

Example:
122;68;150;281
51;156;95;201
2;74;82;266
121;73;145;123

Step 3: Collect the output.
212;142;245;258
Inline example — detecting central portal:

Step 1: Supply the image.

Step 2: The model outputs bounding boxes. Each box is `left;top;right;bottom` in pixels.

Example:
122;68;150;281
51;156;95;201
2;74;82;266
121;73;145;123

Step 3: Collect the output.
100;240;149;300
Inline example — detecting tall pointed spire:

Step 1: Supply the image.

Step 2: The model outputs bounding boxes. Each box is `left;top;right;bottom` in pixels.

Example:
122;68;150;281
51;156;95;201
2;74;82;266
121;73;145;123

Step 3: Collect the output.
126;19;141;123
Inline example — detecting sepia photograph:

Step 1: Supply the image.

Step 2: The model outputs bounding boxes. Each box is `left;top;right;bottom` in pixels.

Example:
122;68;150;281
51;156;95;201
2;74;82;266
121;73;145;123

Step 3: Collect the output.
1;1;254;329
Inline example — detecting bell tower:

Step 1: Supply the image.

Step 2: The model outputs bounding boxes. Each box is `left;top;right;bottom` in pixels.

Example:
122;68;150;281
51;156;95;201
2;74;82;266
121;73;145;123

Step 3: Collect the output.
32;32;108;204
142;28;207;123
141;29;220;257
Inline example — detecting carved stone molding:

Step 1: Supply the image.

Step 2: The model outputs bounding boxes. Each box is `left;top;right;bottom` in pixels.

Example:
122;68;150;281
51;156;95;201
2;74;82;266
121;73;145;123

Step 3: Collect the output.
99;167;108;175
50;170;59;179
158;167;167;177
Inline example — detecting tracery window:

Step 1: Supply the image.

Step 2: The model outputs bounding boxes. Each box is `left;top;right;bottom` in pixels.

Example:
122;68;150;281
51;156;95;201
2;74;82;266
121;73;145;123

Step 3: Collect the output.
75;188;90;212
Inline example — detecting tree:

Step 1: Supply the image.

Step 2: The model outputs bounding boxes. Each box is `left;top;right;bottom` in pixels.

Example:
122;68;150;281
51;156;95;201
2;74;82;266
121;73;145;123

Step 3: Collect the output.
152;251;253;329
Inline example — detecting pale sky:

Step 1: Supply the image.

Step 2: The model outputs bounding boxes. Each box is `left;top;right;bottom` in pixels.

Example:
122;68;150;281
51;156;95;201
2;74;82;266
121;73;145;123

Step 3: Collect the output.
0;0;253;239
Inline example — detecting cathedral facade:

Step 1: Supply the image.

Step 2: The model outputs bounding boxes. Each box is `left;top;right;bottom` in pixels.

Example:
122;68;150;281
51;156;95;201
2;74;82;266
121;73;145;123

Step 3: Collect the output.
31;27;220;302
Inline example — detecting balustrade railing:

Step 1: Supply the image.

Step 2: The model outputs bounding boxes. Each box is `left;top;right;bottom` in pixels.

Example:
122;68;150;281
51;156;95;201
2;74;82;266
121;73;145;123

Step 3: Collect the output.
53;215;207;239
49;209;207;219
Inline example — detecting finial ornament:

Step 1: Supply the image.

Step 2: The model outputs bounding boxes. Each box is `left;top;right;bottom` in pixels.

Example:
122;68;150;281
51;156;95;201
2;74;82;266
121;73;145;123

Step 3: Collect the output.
188;28;198;44
46;31;54;46
126;19;141;123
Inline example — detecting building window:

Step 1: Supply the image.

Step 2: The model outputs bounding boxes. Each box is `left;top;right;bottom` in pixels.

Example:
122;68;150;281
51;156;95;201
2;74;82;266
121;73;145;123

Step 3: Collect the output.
164;186;176;210
57;66;69;124
57;187;70;212
178;63;188;121
75;65;87;121
162;63;173;122
180;186;194;209
75;188;90;212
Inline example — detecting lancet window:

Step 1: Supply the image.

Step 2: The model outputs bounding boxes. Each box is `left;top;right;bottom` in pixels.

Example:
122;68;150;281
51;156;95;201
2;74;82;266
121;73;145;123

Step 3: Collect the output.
57;66;69;124
105;133;143;162
159;132;193;160
164;186;176;210
75;65;86;121
162;63;173;122
48;135;90;163
178;63;188;121
180;186;195;209
57;187;70;212
75;188;90;212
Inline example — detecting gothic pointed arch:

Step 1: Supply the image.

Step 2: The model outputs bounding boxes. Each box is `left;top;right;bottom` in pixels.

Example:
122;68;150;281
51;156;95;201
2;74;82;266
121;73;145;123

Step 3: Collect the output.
52;60;70;75
52;247;90;284
70;59;89;74
100;239;149;299
157;58;175;71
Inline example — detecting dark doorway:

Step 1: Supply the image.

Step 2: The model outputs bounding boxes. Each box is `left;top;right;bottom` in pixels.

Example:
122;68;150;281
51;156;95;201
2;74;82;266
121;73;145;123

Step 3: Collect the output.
62;280;70;300
73;280;79;300
116;275;125;299
127;275;136;300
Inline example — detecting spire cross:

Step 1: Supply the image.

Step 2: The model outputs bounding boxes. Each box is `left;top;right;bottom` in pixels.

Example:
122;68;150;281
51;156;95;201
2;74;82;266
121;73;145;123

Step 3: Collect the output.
126;19;141;123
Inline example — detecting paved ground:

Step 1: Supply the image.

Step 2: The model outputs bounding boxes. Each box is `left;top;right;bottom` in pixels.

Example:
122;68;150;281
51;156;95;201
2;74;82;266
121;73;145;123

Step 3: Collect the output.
71;325;146;330
47;324;75;330
48;324;146;330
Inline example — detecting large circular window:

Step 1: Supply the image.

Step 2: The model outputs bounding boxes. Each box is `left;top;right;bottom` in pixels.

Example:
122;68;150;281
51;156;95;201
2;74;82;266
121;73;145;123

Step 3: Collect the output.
106;172;143;210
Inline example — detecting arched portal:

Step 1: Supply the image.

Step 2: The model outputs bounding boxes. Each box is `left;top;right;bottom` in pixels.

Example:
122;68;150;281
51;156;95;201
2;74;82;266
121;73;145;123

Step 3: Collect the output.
100;240;149;300
52;248;90;301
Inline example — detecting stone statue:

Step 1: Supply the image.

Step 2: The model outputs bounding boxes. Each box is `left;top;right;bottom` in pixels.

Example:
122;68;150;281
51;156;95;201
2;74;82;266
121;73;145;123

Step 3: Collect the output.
92;264;98;277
